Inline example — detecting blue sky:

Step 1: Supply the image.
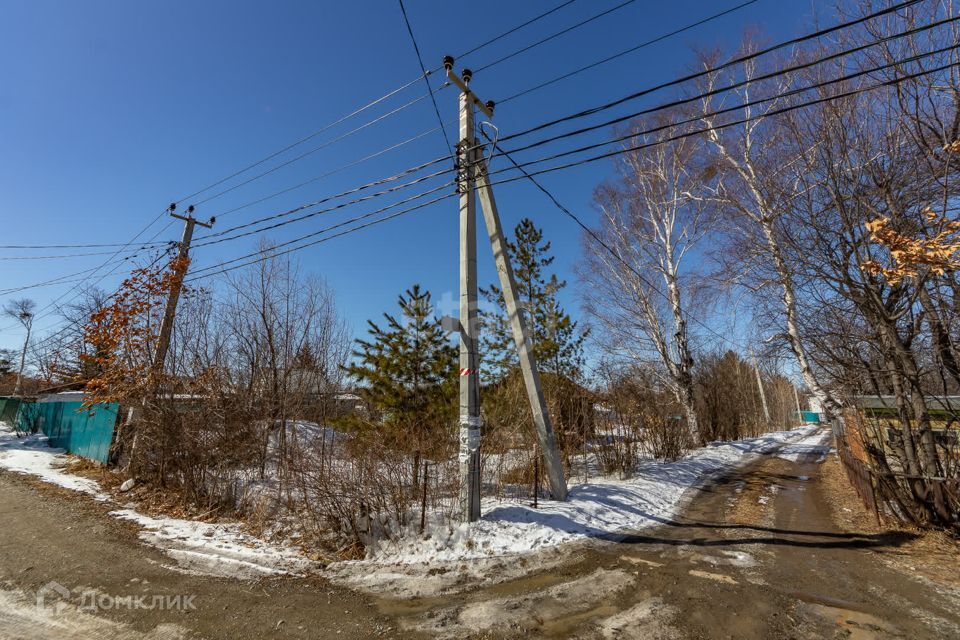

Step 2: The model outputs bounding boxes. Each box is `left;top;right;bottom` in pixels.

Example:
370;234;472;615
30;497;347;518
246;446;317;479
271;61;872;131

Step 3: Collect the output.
0;0;824;354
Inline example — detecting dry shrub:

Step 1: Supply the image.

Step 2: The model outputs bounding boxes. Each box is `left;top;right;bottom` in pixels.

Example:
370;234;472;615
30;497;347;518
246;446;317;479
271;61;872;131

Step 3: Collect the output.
284;427;459;556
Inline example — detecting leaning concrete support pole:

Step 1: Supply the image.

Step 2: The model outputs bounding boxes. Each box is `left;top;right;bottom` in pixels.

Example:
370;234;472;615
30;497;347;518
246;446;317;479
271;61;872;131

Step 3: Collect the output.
474;158;568;501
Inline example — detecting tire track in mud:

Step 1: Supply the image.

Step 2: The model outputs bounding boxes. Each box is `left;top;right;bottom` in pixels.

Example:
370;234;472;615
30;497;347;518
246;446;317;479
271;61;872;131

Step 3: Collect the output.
376;439;959;639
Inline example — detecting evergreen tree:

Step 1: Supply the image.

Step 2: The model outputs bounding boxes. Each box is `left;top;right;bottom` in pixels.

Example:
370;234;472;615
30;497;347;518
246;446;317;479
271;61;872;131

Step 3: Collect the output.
480;218;588;381
345;285;456;485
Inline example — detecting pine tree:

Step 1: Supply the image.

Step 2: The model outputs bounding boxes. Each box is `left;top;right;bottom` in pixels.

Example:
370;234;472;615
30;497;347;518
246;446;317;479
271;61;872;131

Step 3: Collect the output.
345;285;456;486
480;218;587;381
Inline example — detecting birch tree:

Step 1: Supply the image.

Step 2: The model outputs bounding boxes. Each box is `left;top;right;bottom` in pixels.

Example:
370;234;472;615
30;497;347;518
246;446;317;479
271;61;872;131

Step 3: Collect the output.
583;112;712;442
697;41;842;420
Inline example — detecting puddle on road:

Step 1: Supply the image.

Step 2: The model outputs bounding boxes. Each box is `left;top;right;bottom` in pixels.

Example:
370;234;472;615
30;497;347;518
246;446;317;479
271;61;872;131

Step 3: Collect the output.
793;591;900;639
804;603;899;639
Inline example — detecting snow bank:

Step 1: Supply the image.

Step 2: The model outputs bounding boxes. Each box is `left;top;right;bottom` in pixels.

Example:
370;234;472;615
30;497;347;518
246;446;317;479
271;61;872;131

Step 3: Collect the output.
110;509;314;579
0;422;313;580
365;425;821;565
0;422;107;499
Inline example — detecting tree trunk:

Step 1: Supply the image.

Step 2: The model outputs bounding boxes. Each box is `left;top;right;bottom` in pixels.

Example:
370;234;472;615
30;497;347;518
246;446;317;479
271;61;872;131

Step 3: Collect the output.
664;266;699;443
13;323;30;397
760;219;841;420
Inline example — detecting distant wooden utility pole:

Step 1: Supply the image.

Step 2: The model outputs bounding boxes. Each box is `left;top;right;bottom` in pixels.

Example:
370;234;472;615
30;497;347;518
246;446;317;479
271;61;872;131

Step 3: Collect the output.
445;56;568;522
153;204;213;375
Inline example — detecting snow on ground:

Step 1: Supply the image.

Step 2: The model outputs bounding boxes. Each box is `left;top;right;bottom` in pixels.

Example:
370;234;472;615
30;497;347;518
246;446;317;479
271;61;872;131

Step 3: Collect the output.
0;422;107;499
110;509;315;580
362;425;822;567
1;418;826;588
775;427;833;463
0;422;314;580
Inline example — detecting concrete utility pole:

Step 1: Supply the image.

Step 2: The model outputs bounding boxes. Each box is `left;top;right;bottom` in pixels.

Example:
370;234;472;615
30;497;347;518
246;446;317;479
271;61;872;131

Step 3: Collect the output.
153;204;213;375
448;56;483;522
445;56;569;508
749;348;771;427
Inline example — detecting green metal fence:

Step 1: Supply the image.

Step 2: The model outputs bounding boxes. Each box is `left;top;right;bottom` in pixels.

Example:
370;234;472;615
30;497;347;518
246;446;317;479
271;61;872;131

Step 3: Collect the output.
16;399;118;463
0;396;28;424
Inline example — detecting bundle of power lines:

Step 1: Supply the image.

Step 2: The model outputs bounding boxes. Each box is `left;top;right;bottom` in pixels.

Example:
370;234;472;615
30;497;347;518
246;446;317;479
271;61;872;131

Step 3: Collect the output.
2;0;951;357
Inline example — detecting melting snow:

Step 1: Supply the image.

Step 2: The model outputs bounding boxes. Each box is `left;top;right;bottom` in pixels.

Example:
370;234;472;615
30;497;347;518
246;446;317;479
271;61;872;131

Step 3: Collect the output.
0;423;107;499
362;425;822;565
0;422;312;579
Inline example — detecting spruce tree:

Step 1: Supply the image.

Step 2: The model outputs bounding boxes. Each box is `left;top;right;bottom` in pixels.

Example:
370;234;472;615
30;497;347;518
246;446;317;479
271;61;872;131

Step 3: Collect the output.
480;218;587;381
345;285;456;486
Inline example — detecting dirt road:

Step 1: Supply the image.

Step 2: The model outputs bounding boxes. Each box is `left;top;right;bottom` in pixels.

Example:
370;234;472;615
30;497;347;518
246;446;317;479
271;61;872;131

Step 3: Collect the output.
384;448;960;639
1;438;957;639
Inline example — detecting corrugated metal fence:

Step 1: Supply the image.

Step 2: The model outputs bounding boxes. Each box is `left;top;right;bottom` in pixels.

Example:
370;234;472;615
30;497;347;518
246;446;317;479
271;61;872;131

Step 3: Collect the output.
11;397;118;463
0;396;24;424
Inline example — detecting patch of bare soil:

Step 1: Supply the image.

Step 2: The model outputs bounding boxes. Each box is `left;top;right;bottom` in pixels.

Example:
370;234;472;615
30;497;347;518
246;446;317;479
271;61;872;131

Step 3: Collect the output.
819;453;960;591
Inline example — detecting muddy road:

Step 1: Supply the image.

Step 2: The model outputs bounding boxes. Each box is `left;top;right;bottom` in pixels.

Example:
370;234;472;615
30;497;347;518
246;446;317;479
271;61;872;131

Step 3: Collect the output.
1;440;957;639
385;450;959;639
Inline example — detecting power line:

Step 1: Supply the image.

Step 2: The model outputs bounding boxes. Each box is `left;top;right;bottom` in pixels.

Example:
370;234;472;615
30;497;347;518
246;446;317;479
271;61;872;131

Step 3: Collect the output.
183;57;954;291
0;246;170;260
7;16;944;300
12;13;945;269
192;175;453;250
168;47;956;287
484;133;752;353
457;0;580;59
498;0;762;104
496;0;924;144
398;0;453;151
168;0;585;210
191;89;449;209
0;0;647;336
3;1;929;305
24;249;175;350
496;39;959;172
1;218;178;337
0;267;103;296
481;50;958;187
211;120;453;220
0;241;167;250
185;0;644;210
198;0;759;223
185;191;457;282
473;0;640;74
195;0;914;229
171;76;431;208
194;156;455;243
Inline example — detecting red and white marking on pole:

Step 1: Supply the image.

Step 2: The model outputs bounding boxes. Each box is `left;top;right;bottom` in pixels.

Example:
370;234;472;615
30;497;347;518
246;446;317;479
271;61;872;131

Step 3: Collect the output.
460;368;478;376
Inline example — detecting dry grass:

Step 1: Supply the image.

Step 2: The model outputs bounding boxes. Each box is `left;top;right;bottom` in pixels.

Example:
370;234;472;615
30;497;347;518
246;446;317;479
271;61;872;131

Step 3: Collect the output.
820;454;960;589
